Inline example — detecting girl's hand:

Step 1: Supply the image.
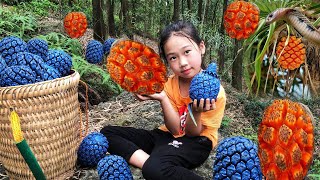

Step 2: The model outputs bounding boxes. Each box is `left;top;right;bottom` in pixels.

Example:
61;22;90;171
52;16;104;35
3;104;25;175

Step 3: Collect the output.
134;90;167;102
192;98;216;112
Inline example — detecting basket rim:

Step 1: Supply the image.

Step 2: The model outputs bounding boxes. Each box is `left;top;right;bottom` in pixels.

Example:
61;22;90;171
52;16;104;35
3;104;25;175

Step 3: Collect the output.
0;69;78;89
0;69;80;101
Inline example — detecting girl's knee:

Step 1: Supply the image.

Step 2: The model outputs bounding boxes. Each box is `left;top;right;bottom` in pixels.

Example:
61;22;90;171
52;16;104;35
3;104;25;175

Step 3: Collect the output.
100;125;117;137
142;157;174;180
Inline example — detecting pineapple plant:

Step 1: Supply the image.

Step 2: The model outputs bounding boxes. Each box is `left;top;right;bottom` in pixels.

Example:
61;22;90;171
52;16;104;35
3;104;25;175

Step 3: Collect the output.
103;38;116;55
258;99;314;180
213;136;263;180
224;0;260;40
0;36;27;64
97;155;133;180
27;38;49;61
107;40;167;95
276;36;306;70
46;49;72;76
85;40;104;64
77;132;109;167
63;12;87;38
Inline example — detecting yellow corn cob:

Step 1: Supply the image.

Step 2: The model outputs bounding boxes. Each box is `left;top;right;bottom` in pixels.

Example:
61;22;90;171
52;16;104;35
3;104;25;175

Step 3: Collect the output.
10;110;24;143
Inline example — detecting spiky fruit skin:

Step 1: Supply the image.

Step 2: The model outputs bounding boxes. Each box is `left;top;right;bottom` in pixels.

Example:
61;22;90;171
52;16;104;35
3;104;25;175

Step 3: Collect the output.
27;38;49;61
224;0;259;40
46;49;72;76
104;38;116;55
189;63;220;103
258;99;314;180
85;40;104;64
37;64;61;82
107;40;167;95
0;65;36;87
97;155;133;180
0;36;27;63
0;56;6;72
213;136;263;180
276;36;306;70
77;132;109;167
63;12;87;38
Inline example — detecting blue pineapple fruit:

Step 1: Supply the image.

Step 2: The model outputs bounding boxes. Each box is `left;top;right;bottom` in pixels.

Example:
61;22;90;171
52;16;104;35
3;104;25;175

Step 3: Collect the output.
0;36;27;64
0;56;6;72
27;38;49;61
189;62;220;101
103;38;116;55
77;132;109;167
1;65;36;87
46;49;72;76
97;155;133;180
188;62;220;126
85;40;104;64
37;64;61;82
213;136;262;180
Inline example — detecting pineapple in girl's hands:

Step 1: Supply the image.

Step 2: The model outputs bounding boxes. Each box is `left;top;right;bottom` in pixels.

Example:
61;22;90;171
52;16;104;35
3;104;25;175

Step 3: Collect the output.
188;62;220;126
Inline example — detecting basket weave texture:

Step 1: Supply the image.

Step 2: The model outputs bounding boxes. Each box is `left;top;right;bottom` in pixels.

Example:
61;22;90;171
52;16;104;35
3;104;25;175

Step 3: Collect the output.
0;70;81;179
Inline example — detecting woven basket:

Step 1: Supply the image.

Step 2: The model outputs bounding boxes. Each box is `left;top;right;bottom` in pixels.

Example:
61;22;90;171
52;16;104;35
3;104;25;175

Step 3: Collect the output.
0;70;81;179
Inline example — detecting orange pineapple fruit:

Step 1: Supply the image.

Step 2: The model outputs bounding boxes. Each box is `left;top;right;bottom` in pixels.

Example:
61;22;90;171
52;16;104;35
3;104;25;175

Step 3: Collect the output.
276;36;306;70
258;99;314;180
63;12;87;38
107;40;167;95
224;0;259;40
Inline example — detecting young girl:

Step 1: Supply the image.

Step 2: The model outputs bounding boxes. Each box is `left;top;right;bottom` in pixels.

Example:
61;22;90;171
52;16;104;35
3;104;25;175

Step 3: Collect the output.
100;20;226;180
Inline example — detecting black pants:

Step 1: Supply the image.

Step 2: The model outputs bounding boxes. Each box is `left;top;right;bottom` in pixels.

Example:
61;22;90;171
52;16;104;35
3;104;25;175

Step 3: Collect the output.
100;126;212;180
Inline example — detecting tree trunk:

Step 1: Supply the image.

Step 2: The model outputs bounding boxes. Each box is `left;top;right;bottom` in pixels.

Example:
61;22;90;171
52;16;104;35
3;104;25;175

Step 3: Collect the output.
172;0;180;22
232;39;243;91
121;0;132;38
92;0;106;42
187;0;192;11
218;0;228;74
197;0;203;21
107;0;116;37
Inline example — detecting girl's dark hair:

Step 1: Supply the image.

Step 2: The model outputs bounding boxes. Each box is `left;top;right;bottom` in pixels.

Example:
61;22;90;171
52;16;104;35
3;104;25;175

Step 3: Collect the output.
159;20;203;65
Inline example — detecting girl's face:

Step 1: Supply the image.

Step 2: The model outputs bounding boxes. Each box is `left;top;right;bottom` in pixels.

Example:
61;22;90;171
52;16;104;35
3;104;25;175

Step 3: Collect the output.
163;34;205;80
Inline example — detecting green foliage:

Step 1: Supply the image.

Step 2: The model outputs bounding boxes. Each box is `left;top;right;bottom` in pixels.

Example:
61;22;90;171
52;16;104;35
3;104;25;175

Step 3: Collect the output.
244;0;320;96
243;97;272;129
38;32;83;56
221;116;233;128
0;6;38;39
2;0;31;6
72;55;122;96
308;159;320;178
17;0;58;17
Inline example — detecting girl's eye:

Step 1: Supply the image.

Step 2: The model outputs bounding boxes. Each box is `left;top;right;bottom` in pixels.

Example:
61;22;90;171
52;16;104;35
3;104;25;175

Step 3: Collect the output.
169;56;176;61
185;50;191;55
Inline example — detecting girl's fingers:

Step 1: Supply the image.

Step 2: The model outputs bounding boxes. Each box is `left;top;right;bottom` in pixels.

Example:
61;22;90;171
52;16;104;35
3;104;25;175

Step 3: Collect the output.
211;99;216;109
205;98;211;111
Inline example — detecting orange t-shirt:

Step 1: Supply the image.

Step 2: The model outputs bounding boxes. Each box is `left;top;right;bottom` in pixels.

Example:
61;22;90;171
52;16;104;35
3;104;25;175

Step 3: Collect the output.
158;75;227;148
